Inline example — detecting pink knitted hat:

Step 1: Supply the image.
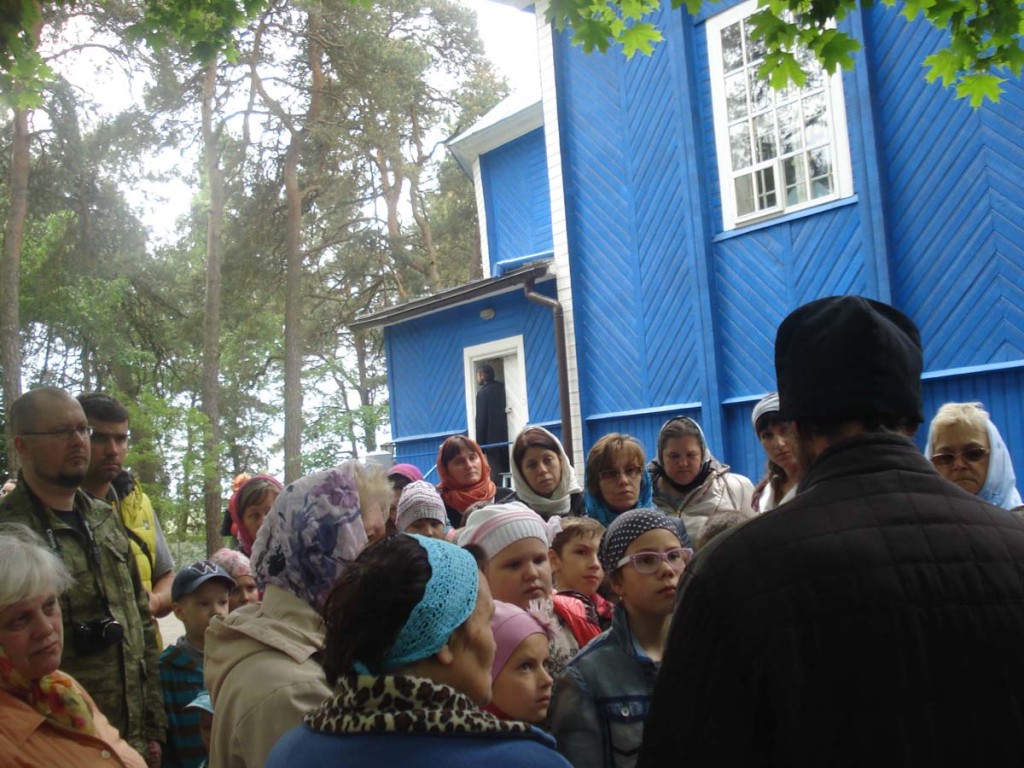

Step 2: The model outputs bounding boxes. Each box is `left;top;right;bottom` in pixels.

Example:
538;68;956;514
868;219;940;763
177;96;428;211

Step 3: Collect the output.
490;600;551;679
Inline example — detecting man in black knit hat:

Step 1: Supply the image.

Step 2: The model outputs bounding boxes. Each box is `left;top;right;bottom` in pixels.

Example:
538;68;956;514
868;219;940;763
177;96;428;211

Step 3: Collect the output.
639;295;1024;767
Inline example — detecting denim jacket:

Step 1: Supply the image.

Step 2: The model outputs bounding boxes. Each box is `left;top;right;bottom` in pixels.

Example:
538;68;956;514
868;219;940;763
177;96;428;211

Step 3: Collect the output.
549;605;659;768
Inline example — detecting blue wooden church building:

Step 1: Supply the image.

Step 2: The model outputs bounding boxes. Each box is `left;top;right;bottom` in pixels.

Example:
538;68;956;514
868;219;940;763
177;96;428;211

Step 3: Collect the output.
350;0;1024;485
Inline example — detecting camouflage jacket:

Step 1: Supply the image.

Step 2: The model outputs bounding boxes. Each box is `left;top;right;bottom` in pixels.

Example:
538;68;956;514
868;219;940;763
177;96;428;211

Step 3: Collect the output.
0;477;167;753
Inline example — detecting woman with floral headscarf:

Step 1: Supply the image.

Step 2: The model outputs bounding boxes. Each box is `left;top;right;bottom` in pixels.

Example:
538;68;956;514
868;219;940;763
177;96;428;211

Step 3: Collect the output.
204;463;385;768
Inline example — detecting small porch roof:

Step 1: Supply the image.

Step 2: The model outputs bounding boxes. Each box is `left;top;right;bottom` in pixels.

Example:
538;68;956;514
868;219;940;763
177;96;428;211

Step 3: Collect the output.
446;88;543;175
348;262;553;332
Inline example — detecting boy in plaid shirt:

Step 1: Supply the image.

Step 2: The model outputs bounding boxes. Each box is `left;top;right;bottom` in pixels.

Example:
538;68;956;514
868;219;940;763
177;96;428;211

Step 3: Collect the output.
159;561;234;768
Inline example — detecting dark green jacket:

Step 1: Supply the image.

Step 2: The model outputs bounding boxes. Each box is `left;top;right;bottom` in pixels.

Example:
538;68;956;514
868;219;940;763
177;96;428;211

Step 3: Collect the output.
0;477;167;754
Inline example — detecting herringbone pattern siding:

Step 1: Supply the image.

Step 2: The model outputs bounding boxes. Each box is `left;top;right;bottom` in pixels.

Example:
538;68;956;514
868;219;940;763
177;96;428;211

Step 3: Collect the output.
559;15;703;417
482;129;553;265
867;5;1024;371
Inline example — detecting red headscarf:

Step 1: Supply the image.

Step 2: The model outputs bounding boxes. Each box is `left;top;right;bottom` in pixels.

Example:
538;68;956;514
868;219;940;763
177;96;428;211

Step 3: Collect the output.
228;474;283;556
436;437;497;514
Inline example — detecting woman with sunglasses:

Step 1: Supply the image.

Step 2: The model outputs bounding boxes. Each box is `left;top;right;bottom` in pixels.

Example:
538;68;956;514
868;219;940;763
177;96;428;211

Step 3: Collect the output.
649;416;754;547
925;402;1022;510
549;509;691;768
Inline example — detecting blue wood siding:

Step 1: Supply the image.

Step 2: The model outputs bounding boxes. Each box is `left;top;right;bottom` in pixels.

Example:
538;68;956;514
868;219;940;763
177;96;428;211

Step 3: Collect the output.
548;2;1024;492
385;281;561;475
380;1;1024;497
864;5;1024;373
554;7;709;444
480;129;553;272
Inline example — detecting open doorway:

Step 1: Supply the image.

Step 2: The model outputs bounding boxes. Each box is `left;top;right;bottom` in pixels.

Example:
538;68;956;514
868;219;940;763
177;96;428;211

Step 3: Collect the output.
463;337;528;487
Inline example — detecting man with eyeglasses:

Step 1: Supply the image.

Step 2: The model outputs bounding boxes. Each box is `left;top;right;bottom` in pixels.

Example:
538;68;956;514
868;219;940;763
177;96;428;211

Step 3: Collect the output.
77;393;176;626
640;296;1024;767
0;387;166;766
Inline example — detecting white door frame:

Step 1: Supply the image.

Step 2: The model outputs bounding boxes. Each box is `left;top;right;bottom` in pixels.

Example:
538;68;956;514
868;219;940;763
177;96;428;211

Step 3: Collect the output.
463;336;529;444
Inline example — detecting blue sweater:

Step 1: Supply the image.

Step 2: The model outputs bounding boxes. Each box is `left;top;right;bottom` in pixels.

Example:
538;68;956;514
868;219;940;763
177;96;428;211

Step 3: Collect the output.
266;724;571;767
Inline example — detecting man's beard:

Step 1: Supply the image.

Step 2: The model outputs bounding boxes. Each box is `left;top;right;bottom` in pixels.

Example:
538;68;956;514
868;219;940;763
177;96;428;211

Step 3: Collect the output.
52;466;87;489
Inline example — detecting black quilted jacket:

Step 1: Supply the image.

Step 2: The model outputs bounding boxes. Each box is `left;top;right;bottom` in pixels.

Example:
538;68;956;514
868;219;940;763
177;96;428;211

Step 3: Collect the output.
639;432;1024;767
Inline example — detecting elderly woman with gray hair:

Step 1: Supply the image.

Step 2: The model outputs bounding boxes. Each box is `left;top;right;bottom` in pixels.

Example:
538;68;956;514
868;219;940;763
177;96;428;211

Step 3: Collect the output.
926;401;1022;511
0;524;146;767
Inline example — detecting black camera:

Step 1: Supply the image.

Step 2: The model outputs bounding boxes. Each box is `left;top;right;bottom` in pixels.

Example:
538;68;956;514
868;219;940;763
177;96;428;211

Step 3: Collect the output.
72;616;125;656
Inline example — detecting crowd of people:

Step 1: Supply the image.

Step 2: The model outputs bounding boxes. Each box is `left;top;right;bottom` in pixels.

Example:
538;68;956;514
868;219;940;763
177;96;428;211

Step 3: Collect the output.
3;294;1024;767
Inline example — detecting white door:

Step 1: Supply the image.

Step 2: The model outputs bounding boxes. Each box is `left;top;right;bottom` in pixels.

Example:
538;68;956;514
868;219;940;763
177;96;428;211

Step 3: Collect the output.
463;337;529;480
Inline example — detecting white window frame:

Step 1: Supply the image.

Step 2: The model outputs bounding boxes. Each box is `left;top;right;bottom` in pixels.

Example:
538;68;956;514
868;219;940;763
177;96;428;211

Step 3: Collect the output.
707;0;854;231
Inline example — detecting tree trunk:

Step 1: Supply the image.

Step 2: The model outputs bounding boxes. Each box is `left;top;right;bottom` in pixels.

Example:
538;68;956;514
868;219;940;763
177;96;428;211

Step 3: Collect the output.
1;104;30;470
200;60;226;555
352;331;377;452
281;11;324;482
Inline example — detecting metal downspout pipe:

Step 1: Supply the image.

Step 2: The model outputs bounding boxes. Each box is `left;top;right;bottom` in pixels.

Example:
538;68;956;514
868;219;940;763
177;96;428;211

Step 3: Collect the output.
523;277;573;459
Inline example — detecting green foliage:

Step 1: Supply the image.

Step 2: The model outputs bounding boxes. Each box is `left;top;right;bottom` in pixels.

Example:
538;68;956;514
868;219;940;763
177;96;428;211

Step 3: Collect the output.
0;0;64;107
128;0;265;64
543;0;1024;104
548;0;664;55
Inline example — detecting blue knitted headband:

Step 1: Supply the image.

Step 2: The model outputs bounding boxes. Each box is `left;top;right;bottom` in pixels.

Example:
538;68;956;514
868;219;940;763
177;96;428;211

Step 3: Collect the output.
356;534;479;674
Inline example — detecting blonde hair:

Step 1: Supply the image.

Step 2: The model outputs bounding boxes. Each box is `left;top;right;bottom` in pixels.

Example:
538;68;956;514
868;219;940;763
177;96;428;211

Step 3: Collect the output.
0;524;74;607
927;402;991;448
351;462;392;517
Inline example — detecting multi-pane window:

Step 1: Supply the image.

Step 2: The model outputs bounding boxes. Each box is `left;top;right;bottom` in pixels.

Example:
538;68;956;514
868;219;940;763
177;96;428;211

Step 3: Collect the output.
708;0;854;230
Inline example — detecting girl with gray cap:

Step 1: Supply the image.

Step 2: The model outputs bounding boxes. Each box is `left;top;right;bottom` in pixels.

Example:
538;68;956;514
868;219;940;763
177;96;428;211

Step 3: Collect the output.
549;509;692;768
750;392;803;512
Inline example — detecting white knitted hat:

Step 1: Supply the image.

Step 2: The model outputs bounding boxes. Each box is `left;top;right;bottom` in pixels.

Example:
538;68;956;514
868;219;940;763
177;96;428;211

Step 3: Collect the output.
396;481;448;532
458;502;559;560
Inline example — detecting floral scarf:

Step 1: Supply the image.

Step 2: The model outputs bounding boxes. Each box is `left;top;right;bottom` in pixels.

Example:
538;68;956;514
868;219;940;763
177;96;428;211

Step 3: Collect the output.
509;427;583;518
305;674;532;738
436;440;497;514
251;463;368;610
228;474;284;556
0;646;96;736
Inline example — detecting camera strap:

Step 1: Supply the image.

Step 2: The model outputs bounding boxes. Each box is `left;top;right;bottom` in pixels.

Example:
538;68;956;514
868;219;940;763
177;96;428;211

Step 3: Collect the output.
29;493;117;620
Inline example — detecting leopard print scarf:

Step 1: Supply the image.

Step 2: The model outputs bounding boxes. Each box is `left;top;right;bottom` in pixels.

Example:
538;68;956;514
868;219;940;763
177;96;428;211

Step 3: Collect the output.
305;675;532;737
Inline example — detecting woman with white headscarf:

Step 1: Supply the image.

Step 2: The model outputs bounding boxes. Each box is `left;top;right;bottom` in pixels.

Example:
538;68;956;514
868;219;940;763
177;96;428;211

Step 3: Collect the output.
204;462;386;768
925;402;1022;511
510;427;585;519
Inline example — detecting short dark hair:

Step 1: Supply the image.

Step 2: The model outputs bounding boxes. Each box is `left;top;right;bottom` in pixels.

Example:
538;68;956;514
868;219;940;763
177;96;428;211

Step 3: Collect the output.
10;387;74;434
77;392;130;424
320;535;431;686
477;364;495;383
551;517;605;556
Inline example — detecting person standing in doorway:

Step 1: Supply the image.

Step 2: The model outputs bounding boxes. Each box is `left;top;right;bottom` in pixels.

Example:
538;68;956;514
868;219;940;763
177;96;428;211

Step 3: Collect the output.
476;363;510;484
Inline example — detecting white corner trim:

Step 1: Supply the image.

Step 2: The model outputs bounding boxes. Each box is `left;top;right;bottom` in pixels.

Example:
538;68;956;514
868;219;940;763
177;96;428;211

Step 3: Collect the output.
536;1;585;469
473;158;490;275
